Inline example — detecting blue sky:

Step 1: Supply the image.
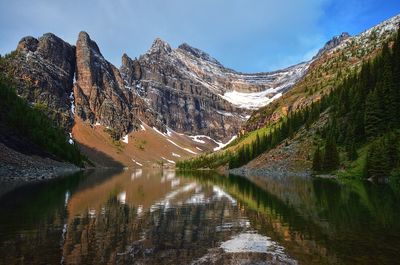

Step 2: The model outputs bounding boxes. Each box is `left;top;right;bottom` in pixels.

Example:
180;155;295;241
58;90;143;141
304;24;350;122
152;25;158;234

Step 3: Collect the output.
0;0;399;72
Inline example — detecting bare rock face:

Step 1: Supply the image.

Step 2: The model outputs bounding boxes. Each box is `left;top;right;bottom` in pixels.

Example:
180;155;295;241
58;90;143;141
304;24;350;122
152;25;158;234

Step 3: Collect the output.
5;33;309;142
314;32;351;58
74;32;163;138
120;53;141;84
121;41;244;140
120;39;309;140
5;33;76;129
73;31;132;138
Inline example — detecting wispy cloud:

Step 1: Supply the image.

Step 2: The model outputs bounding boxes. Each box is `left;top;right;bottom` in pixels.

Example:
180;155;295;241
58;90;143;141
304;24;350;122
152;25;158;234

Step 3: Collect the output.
0;0;398;72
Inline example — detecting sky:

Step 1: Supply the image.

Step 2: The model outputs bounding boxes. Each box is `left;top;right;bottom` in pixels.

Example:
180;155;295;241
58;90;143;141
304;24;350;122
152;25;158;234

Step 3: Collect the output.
0;0;399;72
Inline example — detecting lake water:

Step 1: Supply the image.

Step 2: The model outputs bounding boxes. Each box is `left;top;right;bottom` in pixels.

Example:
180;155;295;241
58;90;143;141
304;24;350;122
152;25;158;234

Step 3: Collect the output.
0;169;399;264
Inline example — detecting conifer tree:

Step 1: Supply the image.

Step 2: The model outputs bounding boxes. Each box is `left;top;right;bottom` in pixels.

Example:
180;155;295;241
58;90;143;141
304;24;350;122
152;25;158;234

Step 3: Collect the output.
312;145;322;172
322;136;340;172
365;139;390;179
364;89;383;139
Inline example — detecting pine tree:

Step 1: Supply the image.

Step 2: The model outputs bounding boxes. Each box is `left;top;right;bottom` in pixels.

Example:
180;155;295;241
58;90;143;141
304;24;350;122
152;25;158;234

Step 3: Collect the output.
364;88;383;139
312;145;322;172
322;136;340;172
379;43;397;127
365;139;390;179
346;139;358;161
345;124;358;160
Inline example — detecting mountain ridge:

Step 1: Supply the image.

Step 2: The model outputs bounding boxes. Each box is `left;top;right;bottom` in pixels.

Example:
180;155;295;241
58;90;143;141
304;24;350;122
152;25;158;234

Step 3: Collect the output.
4;14;399;168
1;30;313;166
176;13;400;175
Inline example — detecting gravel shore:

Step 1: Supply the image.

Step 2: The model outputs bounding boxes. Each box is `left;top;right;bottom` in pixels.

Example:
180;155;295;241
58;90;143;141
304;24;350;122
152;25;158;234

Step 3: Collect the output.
229;166;311;178
0;142;81;183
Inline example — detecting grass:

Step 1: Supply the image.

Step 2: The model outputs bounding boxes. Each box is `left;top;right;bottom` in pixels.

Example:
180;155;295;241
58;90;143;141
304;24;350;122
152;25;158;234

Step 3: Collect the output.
221;120;281;155
337;144;369;179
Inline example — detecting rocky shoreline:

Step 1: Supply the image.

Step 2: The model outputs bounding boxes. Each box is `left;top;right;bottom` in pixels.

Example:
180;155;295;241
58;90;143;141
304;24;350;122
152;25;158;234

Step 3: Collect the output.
229;166;311;178
0;142;81;183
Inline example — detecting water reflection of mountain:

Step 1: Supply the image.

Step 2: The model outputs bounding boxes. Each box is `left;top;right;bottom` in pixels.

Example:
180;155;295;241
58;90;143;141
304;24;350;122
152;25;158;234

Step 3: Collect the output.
0;172;85;265
183;171;400;265
62;169;250;265
0;169;400;265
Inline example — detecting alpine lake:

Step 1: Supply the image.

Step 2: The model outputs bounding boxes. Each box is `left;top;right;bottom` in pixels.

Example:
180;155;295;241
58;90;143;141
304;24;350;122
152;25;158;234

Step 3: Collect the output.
0;169;399;265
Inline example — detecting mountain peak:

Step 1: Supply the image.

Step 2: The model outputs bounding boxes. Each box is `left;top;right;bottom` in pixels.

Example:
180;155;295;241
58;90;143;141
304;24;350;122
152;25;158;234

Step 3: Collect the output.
178;43;222;66
314;32;351;58
77;31;101;54
148;38;172;54
17;36;39;52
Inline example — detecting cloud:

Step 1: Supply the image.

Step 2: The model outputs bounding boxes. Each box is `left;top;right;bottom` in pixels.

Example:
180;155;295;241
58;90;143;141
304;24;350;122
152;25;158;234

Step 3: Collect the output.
0;0;397;72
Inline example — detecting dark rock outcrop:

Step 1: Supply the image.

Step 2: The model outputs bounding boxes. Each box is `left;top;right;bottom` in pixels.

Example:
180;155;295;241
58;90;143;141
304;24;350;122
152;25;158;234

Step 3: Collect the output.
120;39;309;140
5;33;76;129
4;33;309;141
178;43;223;66
120;40;244;140
74;32;163;138
73;31;132;138
314;32;351;58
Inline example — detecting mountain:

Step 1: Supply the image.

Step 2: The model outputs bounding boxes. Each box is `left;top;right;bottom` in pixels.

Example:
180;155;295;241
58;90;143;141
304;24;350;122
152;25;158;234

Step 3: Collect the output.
245;14;400;132
121;38;310;140
3;14;398;170
0;31;313;167
2;33;76;129
178;14;400;178
313;32;351;58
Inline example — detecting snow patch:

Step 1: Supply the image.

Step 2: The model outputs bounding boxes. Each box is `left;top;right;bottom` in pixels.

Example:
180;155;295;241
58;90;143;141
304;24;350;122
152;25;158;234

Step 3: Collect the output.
221;89;281;110
68;133;74;145
216;110;234;117
161;156;176;164
190;135;222;146
172;152;181;157
196;147;203;151
166;128;173;136
214;135;237;151
153;127;168;137
69;91;75;115
190;135;206;144
131;158;143;167
121;134;129;144
166;139;197;154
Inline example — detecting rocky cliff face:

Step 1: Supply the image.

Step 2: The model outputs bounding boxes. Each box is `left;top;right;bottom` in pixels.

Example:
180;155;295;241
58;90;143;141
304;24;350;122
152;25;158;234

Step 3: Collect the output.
244;14;400;133
73;31;133;138
120;39;244;139
314;32;351;59
3;33;76;129
4;32;311;142
120;38;310;140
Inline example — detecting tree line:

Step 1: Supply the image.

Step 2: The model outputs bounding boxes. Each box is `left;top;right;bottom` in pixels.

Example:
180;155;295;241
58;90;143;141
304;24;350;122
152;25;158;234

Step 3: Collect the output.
179;29;400;180
177;91;335;170
312;29;400;180
0;74;85;167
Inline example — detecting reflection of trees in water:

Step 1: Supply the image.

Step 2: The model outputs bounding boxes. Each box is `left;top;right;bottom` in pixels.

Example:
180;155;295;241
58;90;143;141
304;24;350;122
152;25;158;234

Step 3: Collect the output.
0;172;85;265
1;169;400;265
62;190;246;265
183;171;400;265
